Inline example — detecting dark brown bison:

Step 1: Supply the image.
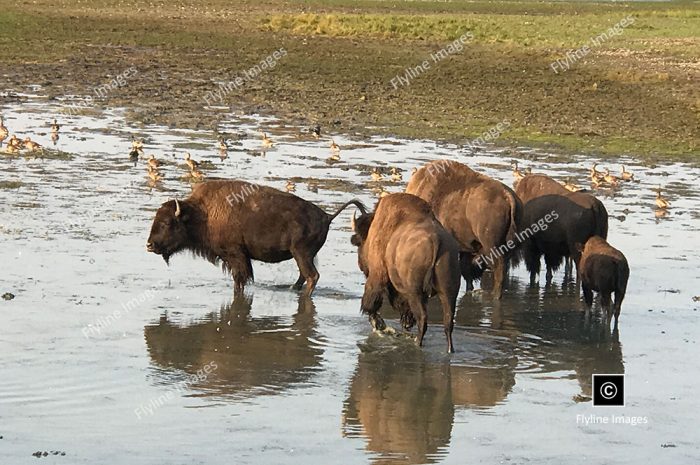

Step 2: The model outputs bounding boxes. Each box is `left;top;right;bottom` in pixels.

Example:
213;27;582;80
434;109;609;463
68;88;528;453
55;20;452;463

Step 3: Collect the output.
577;236;629;327
406;160;522;299
146;179;365;296
515;174;608;285
350;193;461;352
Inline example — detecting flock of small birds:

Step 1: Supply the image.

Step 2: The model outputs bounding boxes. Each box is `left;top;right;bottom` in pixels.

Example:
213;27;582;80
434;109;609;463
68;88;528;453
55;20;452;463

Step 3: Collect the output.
512;160;672;213
0;115;674;213
0;117;60;154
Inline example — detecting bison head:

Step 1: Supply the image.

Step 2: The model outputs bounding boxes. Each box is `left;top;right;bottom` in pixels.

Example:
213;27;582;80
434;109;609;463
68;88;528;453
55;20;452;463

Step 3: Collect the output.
147;199;191;264
350;211;374;276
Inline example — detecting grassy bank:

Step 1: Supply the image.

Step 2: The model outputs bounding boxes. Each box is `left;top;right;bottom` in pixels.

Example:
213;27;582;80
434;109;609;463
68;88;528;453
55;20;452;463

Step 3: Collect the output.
0;0;698;159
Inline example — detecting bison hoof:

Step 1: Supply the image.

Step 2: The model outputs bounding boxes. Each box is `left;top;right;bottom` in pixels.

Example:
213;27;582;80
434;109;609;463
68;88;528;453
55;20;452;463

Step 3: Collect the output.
370;315;387;332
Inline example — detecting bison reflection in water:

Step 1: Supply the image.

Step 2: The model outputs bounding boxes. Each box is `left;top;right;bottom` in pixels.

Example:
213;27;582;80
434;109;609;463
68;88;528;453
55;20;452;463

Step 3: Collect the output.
146;179;365;296
143;294;322;399
455;279;624;400
343;346;514;465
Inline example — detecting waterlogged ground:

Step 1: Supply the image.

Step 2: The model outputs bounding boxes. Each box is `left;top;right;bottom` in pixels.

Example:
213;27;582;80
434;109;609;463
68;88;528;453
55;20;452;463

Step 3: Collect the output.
1;95;699;464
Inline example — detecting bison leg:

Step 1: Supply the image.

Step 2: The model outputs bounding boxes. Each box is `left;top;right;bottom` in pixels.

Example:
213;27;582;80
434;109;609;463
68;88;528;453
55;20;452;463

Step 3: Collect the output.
291;273;305;291
545;266;554;285
407;295;428;347
438;291;456;353
292;251;320;297
491;257;506;300
459;253;475;291
582;283;593;307
224;251;253;296
613;288;625;328
361;278;386;332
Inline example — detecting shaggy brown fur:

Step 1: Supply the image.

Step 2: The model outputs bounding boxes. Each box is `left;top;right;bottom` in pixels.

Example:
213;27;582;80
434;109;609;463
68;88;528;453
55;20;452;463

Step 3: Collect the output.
578;236;629;328
406;160;522;299
147;179;365;296
351;193;461;353
515;174;608;285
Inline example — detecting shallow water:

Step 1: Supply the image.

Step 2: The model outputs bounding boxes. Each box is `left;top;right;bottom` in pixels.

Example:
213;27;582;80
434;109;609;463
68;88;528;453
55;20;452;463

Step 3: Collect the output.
1;95;699;464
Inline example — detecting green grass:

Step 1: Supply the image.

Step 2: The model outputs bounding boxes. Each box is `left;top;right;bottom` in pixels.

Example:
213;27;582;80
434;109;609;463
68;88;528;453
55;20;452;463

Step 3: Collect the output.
262;10;699;49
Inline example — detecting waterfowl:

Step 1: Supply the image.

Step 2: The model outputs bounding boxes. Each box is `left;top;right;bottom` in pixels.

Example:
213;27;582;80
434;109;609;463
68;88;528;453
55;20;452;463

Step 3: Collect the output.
50;119;60;134
603;169;620;186
655;188;670;209
217;137;228;152
184;152;199;171
7;135;21;149
131;137;144;152
147;169;163;182
590;163;604;181
512;161;526;184
562;177;582;192
286;180;296;192
4;143;19;154
330;139;340;153
311;124;321;139
370;167;383;182
190;169;205;182
620;165;634;181
0;118;8;139
390;167;402;182
147;155;161;170
23;137;42;152
259;130;273;148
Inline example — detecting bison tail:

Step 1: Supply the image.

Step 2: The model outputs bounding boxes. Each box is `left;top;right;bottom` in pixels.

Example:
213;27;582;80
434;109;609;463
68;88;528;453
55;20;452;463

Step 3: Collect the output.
423;240;440;296
328;199;367;222
595;200;609;239
507;192;524;269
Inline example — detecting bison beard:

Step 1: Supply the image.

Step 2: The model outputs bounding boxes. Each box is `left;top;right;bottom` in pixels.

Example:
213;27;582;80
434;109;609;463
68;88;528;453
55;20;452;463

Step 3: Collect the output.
146;180;365;296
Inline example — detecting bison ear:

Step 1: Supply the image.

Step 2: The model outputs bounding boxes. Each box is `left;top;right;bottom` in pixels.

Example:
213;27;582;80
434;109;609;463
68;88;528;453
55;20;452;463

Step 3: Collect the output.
350;234;362;247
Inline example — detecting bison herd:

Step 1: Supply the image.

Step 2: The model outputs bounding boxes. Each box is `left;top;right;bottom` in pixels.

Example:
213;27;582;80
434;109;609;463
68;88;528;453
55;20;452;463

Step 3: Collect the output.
147;160;629;352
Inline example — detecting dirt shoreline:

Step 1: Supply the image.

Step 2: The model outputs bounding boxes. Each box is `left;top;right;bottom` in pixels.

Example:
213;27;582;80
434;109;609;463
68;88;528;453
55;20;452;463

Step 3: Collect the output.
0;0;698;160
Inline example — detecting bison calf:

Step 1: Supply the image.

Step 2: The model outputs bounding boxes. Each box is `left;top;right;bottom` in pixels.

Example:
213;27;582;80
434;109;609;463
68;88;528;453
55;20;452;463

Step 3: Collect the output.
146;179;364;296
350;193;461;352
578;236;629;327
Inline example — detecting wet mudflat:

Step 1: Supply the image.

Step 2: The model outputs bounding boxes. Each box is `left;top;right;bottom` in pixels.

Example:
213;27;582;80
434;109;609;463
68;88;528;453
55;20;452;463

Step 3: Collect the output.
1;96;699;464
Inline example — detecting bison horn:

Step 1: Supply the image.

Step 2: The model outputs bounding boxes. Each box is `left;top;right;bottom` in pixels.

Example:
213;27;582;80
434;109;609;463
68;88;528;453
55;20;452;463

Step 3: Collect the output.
351;211;357;231
174;199;181;217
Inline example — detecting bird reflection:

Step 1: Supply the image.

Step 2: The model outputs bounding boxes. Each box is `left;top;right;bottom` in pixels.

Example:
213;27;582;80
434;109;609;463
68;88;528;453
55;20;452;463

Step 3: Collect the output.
143;294;322;399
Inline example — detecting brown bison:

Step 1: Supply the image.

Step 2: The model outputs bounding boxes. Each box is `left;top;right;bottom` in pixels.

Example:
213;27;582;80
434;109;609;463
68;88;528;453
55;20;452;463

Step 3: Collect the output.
350;193;461;352
406;160;522;299
577;236;629;327
515;174;608;285
146;179;365;296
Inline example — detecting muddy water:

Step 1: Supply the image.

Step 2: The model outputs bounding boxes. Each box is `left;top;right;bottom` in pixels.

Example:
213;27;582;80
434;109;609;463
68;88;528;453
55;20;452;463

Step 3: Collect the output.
1;96;699;464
